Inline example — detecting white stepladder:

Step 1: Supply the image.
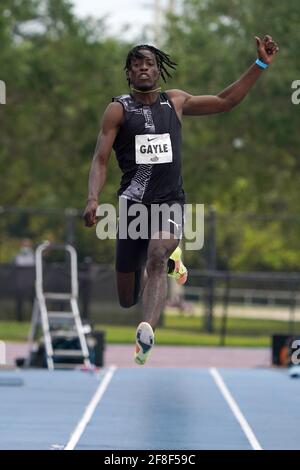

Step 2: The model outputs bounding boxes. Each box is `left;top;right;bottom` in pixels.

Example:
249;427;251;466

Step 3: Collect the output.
26;241;91;370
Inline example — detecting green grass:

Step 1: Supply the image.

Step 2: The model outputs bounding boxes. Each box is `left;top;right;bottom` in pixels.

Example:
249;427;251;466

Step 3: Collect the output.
0;321;31;341
97;324;270;347
94;314;287;347
164;314;300;337
0;314;298;347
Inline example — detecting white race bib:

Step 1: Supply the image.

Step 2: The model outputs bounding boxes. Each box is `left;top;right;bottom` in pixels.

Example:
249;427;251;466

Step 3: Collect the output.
135;133;173;164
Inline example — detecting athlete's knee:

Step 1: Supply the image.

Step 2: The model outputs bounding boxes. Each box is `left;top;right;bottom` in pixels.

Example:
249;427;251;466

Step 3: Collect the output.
119;294;137;308
146;246;169;273
118;286;140;308
119;299;135;308
116;271;141;308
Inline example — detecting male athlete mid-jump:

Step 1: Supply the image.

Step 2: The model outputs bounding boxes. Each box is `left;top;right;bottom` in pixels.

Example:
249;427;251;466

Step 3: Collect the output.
84;35;279;365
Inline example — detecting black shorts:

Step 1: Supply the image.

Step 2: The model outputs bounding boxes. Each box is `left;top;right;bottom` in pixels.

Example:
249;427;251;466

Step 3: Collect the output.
116;197;185;272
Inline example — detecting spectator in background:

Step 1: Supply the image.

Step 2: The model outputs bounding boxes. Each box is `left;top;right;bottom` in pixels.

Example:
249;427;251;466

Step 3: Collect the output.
14;239;35;267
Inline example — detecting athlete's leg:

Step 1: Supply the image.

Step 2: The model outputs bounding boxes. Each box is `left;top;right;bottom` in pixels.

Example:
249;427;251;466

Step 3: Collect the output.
142;233;179;329
115;196;150;307
134;202;185;364
116;266;147;308
115;229;149;308
140;202;185;328
134;233;179;365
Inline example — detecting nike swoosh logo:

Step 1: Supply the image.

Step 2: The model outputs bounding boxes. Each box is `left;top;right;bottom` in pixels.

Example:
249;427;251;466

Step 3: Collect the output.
147;137;158;142
160;101;172;108
168;219;181;230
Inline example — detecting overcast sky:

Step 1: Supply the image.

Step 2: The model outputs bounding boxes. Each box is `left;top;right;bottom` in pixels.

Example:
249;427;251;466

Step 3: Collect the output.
71;0;156;41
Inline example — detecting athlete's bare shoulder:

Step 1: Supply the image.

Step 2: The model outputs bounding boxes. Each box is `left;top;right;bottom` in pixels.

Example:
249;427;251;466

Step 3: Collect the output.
104;101;124;120
165;89;191;120
102;101;124;127
166;89;188;99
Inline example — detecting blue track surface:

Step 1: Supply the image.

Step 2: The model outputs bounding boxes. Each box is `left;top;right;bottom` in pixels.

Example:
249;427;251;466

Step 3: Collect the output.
0;367;299;450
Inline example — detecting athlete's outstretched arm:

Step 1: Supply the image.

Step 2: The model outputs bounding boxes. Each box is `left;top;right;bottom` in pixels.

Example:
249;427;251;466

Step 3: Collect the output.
169;35;279;117
83;102;123;227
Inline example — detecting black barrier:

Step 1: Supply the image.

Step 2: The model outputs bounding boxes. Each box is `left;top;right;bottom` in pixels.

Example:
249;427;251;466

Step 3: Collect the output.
185;270;300;342
0;262;140;324
23;329;105;368
272;334;300;366
1;263;300;340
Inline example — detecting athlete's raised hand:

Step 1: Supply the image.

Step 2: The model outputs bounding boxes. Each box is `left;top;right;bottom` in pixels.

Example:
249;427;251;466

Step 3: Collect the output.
255;34;279;65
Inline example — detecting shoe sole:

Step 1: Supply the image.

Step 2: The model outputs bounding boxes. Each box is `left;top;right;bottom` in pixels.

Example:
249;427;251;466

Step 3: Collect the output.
134;322;154;365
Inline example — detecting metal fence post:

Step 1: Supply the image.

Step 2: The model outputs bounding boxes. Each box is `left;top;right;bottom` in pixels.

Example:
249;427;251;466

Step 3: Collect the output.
204;207;217;333
220;274;230;346
289;280;297;335
65;208;77;245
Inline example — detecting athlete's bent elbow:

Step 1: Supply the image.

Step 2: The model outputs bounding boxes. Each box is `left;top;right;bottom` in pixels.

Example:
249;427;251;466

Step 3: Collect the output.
225;95;245;112
221;98;236;112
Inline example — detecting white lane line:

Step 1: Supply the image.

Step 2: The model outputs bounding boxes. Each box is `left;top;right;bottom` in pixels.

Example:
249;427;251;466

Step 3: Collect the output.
209;367;262;450
64;366;117;450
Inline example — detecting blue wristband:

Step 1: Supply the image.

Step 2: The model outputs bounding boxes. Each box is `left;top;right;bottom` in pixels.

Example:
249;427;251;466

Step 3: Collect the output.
255;58;268;69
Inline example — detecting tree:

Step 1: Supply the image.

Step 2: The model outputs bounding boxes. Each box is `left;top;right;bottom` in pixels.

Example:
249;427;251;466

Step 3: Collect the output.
163;0;300;270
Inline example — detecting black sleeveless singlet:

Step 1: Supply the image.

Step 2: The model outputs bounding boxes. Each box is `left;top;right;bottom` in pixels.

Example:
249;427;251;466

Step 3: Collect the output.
112;92;185;205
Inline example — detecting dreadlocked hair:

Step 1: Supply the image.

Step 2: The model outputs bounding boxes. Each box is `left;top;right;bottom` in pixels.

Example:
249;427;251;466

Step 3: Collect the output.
124;45;177;86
